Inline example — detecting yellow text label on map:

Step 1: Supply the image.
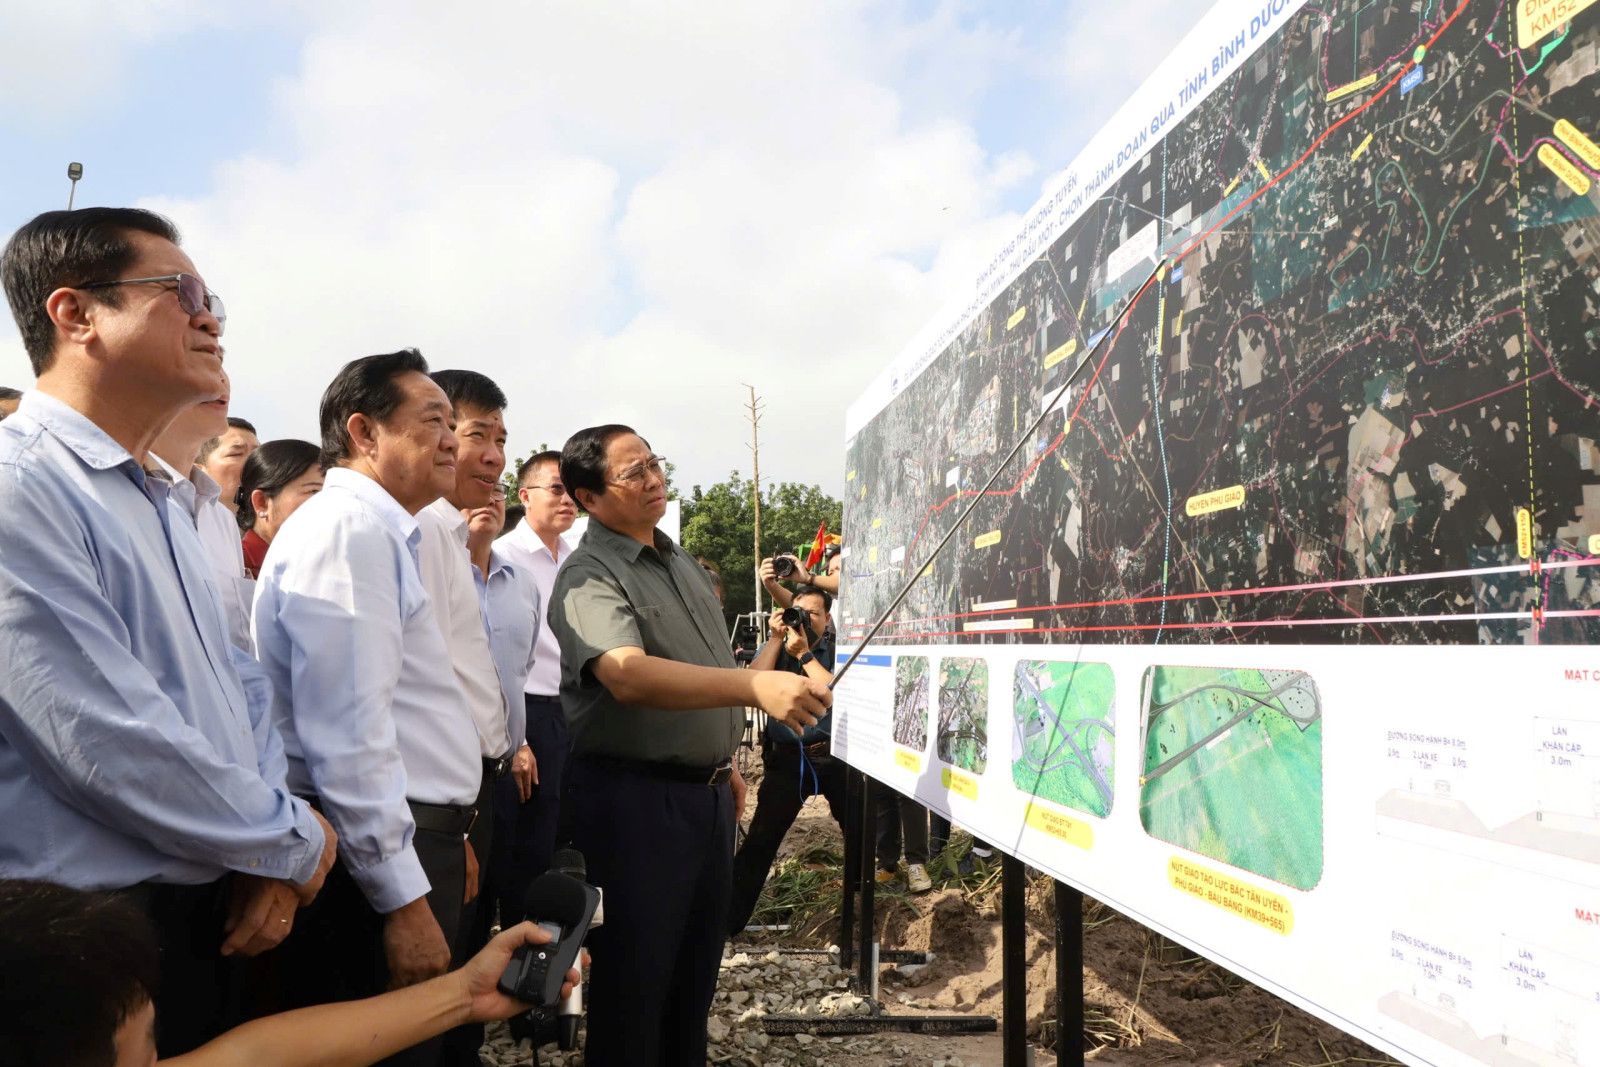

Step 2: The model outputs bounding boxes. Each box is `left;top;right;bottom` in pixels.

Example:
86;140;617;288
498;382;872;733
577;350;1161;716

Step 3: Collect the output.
1024;801;1094;851
941;767;979;800
1589;533;1600;555
1007;306;1028;330
846;469;856;481
1351;132;1374;161
1224;174;1242;196
1168;857;1294;935
871;517;883;529
1254;158;1272;181
1326;72;1377;102
974;530;1002;549
1539;143;1592;196
1517;507;1534;559
1554;119;1600;170
1185;484;1246;517
868;546;879;564
1519;0;1600;48
1044;338;1078;369
895;749;921;773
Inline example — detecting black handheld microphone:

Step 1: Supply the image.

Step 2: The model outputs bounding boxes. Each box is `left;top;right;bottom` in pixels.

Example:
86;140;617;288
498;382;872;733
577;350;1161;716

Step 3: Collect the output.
551;849;600;1051
496;867;600;1009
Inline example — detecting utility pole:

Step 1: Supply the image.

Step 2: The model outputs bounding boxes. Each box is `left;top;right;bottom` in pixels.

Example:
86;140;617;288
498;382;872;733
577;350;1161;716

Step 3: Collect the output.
743;384;765;616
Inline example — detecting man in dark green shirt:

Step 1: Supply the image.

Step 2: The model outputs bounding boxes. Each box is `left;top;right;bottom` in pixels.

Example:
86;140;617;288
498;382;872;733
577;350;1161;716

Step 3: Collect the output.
548;424;829;1067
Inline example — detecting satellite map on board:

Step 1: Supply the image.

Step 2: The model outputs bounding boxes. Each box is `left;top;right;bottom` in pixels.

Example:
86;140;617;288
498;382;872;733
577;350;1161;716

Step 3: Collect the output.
843;0;1600;647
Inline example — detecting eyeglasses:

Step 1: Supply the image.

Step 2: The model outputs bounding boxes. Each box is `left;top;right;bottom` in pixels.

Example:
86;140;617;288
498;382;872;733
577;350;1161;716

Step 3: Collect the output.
524;482;567;497
79;274;226;332
608;454;667;488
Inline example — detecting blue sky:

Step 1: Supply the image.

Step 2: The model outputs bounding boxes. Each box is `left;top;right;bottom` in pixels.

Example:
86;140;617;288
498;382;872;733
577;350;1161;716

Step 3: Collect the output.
0;1;1206;494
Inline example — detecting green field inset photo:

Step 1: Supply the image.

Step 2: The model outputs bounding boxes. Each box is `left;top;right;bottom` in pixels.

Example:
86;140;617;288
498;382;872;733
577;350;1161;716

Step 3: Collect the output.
892;656;930;751
1139;665;1323;891
937;657;989;773
1012;660;1115;818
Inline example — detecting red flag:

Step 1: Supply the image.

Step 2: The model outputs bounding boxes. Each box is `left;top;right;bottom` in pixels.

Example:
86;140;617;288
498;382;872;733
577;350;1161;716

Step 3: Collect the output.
804;522;830;570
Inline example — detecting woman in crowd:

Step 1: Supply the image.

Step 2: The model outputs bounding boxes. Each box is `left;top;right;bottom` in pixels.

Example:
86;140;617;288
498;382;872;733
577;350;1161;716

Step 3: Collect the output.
236;439;324;579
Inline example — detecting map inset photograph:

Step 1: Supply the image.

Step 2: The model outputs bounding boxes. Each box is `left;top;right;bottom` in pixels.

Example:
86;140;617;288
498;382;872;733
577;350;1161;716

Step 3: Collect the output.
1139;665;1323;890
892;656;930;751
1012;660;1115;818
937;658;989;774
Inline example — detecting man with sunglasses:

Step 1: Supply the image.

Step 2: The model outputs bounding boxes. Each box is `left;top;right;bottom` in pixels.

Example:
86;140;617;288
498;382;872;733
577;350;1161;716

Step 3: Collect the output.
491;450;578;923
0;208;335;1056
547;425;832;1066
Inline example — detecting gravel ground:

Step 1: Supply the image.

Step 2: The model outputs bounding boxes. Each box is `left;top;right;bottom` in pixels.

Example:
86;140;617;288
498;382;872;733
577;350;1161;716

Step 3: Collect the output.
480;945;1021;1066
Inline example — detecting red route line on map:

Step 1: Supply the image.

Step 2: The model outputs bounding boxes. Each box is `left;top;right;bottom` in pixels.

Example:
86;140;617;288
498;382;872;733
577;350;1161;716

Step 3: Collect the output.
890;2;1473;568
854;606;1600;641
872;558;1600;628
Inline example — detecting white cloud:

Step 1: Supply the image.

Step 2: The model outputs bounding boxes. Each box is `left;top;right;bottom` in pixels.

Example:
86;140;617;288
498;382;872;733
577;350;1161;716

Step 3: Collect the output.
1;0;1212;498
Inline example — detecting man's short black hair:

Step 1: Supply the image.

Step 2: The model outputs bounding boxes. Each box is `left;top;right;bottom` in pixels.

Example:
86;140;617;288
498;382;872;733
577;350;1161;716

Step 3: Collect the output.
517;449;563;488
0;386;21;402
430;369;508;416
794;585;833;613
560;425;644;503
198;416;260;464
318;349;430;468
1;207;181;375
0;879;161;1067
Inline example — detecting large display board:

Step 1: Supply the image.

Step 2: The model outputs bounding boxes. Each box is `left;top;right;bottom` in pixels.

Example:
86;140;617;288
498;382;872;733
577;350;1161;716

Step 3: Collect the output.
834;2;1600;1064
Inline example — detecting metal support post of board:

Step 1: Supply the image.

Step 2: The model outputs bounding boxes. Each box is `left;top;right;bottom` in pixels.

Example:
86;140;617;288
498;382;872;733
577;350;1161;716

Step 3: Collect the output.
1001;854;1028;1067
838;768;859;972
855;773;878;995
1055;881;1085;1067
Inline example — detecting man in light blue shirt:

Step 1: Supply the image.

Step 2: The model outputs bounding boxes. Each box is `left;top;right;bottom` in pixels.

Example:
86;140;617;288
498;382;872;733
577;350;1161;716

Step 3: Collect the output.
253;349;482;1065
0;207;335;1056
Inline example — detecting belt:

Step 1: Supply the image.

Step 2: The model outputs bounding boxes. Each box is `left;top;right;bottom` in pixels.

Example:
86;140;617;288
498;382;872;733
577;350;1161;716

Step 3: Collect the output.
408;799;479;837
803;738;832;759
297;794;478;838
581;754;734;786
482;755;511;780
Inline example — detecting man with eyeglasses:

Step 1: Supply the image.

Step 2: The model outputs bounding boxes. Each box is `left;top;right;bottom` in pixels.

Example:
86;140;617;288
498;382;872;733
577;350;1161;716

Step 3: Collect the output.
491;450;578;925
547;424;831;1066
0;207;335;1056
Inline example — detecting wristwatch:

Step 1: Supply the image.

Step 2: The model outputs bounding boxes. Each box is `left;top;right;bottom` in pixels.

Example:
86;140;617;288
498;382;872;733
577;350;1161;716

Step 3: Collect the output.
797;651;816;667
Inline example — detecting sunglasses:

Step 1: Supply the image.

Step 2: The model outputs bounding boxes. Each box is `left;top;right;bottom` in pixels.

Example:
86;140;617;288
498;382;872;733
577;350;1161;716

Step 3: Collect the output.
79;273;226;332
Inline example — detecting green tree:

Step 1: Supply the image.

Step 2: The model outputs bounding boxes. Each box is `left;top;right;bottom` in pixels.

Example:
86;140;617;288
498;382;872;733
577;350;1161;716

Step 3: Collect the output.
679;471;842;621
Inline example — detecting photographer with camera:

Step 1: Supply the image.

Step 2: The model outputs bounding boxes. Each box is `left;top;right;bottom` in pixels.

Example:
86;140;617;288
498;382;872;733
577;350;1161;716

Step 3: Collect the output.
727;586;850;936
758;546;840;611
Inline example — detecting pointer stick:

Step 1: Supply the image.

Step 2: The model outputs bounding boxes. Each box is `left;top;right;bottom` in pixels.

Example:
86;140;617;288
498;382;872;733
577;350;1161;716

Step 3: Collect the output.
830;256;1169;690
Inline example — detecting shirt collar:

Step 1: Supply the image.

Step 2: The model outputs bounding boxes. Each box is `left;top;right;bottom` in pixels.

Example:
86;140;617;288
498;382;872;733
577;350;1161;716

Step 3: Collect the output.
582;517;676;564
510;516;572;563
324;467;421;546
487;545;516;581
424;496;470;547
14;391;139;472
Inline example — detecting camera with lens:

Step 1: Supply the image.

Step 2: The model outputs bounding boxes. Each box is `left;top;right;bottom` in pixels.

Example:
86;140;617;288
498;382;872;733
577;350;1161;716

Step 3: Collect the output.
771;555;799;579
779;605;818;649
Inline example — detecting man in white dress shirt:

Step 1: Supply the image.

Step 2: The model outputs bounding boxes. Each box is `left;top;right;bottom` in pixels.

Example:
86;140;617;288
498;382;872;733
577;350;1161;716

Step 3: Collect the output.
253;349;481;1067
492;449;577;921
149;368;254;651
420;369;540;1067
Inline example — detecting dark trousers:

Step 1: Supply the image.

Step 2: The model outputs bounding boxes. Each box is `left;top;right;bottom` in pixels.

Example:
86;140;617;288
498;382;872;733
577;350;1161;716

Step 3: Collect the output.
568;756;735;1067
728;740;848;934
492;694;569;927
278;824;467;1067
440;766;500;1065
876;788;930;870
119;877;237;1057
